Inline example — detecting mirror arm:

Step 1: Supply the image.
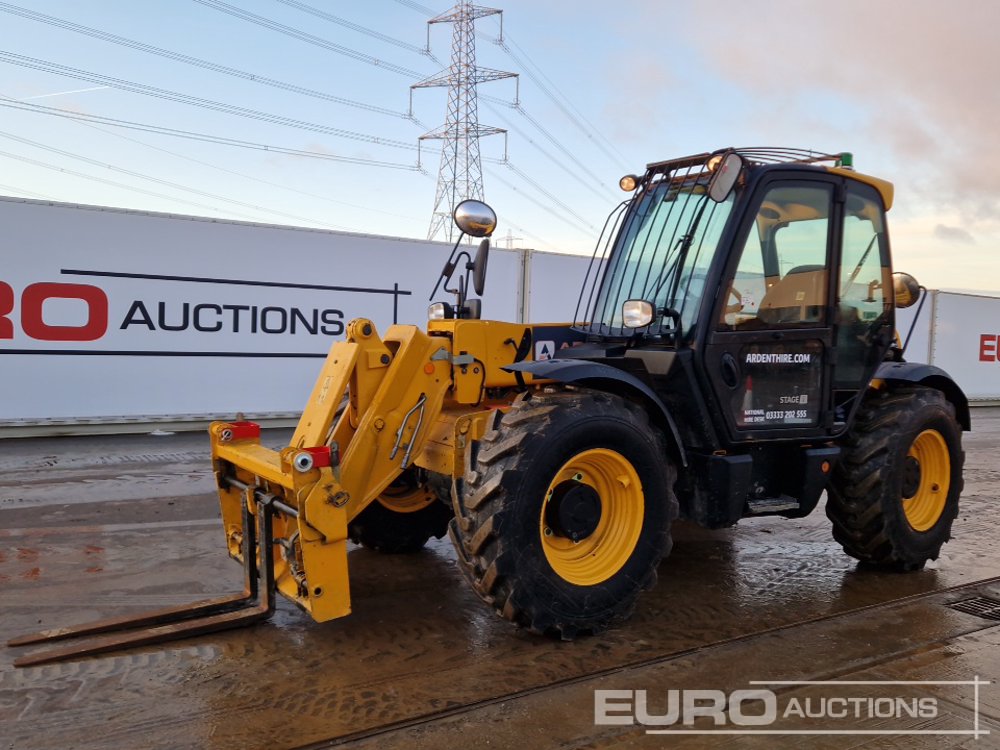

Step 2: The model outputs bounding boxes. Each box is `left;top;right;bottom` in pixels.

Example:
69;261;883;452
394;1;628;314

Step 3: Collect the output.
900;285;928;356
430;233;467;300
443;251;472;295
462;265;474;309
457;274;467;318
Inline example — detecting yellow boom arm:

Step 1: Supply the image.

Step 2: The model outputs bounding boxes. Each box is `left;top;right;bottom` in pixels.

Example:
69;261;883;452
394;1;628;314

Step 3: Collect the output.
210;316;544;622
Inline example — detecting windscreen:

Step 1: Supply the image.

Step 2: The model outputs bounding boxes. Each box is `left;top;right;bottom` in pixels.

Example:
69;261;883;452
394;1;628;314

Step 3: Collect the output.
575;174;734;338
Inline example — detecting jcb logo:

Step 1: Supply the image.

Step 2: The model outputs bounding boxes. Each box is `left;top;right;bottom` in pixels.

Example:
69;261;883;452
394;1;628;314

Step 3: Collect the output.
0;281;108;342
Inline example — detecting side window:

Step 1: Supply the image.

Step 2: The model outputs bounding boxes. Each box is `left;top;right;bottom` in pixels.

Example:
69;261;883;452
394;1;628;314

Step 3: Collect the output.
834;184;892;387
720;183;833;329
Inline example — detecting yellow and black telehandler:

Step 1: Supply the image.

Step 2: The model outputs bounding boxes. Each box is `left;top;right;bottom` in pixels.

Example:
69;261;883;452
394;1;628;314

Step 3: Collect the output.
11;147;969;666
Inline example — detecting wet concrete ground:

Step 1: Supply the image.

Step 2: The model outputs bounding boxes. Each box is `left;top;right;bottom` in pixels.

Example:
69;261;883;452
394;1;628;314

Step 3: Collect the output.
1;411;998;749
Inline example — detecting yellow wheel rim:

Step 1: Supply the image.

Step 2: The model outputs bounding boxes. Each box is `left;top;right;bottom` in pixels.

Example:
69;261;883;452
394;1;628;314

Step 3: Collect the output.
902;429;950;532
539;448;644;586
377;475;436;514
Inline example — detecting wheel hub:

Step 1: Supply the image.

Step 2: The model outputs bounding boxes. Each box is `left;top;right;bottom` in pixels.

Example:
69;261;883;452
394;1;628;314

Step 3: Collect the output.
902;428;951;532
546;480;602;542
376;470;436;513
901;455;922;498
539;448;645;587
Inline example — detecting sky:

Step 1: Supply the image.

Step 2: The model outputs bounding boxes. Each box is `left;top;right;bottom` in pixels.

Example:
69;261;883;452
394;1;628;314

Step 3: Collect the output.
1;0;998;293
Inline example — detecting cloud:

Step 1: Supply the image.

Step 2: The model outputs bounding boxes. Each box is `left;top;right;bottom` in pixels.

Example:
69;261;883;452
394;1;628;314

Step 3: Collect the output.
602;53;678;141
933;224;975;244
629;1;1000;224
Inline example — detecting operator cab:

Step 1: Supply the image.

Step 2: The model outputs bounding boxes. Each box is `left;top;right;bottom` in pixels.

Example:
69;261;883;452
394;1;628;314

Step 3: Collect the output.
569;148;918;450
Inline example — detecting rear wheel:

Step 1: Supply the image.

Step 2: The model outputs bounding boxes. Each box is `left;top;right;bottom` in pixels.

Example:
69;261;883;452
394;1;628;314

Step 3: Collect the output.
827;386;963;570
450;389;677;638
348;470;452;553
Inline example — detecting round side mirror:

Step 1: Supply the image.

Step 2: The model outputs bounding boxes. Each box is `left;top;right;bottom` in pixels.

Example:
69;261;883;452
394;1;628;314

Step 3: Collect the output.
892;272;921;309
453;200;497;238
472;238;490;296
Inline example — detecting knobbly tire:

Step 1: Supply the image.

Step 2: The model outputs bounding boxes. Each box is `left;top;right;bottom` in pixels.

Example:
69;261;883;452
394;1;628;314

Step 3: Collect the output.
827;385;964;571
348;472;452;554
450;388;678;639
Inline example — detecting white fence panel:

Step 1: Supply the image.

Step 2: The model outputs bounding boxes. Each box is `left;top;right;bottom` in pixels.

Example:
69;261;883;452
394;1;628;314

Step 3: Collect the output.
929;292;1000;402
895;290;933;364
523;250;597;324
0;197;523;423
6;195;995;432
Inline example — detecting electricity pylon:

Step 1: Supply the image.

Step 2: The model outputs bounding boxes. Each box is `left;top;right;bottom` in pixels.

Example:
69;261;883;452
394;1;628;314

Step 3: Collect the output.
411;1;517;242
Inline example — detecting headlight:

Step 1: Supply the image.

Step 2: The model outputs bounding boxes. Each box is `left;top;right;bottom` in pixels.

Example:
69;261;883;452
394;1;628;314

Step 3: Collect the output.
428;301;452;320
622;299;655;328
619;174;639;192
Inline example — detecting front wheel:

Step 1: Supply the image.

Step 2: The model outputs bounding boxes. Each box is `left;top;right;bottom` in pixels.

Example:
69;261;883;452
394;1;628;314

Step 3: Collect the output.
451;389;678;639
348;470;452;553
827;386;964;570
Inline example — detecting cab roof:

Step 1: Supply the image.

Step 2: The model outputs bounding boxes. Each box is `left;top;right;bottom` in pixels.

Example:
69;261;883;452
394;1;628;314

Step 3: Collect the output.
644;147;894;210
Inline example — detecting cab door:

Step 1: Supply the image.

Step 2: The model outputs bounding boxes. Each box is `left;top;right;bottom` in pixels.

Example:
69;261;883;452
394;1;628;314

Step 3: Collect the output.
829;181;894;425
703;176;838;442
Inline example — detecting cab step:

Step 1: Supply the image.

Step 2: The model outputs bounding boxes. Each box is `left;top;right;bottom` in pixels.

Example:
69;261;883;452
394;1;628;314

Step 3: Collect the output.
747;496;801;514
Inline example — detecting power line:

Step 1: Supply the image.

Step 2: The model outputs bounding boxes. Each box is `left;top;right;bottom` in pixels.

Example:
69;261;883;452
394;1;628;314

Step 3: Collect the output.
484;165;594;240
8;102;427;223
25;85;108;100
274;0;439;62
0;181;56;200
2;79;432;224
0;130;351;229
1;0;610;248
482;94;614;193
193;0;428;79
482;99;617;204
0;51;419;151
0;97;423;171
0;2;412;121
489;158;597;231
115;134;425;223
465;17;631;174
391;0;438;16
493;29;631;170
0;148;266;222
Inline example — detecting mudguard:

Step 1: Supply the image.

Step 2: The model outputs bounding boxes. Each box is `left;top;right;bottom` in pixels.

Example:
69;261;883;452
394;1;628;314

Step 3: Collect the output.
505;358;687;466
875;361;971;430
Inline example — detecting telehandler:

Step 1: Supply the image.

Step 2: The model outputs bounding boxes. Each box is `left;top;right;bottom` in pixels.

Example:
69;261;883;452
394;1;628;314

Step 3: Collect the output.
11;147;968;665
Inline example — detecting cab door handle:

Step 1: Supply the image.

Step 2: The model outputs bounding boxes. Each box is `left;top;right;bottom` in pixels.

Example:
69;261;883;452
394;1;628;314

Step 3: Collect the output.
721;353;740;389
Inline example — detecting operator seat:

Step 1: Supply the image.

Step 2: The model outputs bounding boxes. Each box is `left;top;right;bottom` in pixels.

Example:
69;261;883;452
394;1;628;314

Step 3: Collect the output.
757;264;827;325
